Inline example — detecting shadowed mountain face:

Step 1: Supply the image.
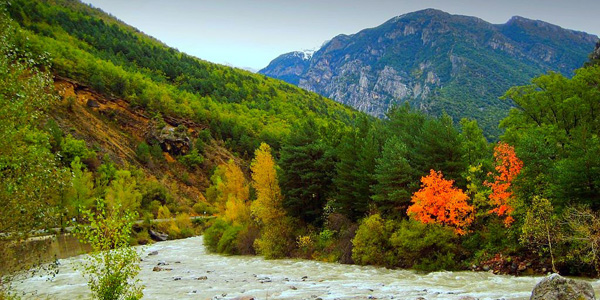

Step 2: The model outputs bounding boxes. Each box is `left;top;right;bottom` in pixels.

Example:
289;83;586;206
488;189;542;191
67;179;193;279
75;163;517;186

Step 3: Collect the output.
260;9;598;138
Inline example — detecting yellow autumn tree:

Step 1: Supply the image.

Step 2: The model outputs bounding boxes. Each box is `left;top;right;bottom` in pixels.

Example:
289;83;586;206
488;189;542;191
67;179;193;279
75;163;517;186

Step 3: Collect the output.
250;143;292;258
222;160;251;225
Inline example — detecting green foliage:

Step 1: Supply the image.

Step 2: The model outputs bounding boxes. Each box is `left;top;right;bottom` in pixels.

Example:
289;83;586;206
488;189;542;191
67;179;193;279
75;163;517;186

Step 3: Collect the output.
279;119;337;224
105;170;142;213
65;157;95;220
0;7;66;288
149;143;164;162
60;134;94;165
178;148;204;170
172;212;195;239
521;196;559;272
371;136;416;216
253;217;295;259
217;225;242;254
459;118;491;167
561;206;600;275
193;201;216;215
501;66;600;209
333;116;383;220
6;0;359;158
135;142;151;164
203;218;231;253
351;214;396;266
389;220;459;271
73;199;143;300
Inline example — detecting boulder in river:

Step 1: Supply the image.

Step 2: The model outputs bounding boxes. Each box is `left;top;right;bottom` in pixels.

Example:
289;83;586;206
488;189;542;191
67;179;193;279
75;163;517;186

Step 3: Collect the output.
530;273;595;300
149;229;168;241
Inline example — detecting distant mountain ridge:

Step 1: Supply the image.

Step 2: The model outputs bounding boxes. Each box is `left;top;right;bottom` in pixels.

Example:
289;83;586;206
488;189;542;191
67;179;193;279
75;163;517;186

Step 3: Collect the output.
260;9;598;138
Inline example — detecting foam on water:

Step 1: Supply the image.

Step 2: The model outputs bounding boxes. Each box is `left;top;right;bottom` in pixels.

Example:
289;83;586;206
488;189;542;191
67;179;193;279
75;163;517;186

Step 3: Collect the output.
11;236;600;299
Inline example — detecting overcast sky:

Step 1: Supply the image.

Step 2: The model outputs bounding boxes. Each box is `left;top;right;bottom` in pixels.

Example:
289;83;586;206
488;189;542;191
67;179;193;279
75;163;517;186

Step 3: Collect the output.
82;0;600;71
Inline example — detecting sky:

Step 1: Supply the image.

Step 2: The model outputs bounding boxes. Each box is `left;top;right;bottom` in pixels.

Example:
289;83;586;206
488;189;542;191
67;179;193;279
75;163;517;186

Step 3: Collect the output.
82;0;600;71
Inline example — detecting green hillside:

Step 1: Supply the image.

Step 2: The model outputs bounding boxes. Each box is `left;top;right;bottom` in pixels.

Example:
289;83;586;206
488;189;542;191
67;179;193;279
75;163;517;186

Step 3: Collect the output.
7;0;360;155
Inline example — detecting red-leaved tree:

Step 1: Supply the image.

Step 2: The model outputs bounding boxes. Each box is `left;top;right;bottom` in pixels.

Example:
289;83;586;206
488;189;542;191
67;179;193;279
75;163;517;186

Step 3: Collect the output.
407;170;474;235
485;142;523;226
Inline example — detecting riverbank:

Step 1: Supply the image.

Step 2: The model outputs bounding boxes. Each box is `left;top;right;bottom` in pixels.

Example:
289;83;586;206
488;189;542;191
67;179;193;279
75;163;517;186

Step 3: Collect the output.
11;236;600;300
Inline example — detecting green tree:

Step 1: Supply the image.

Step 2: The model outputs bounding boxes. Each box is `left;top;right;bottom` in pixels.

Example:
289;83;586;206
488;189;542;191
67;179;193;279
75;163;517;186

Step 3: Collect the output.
66;157;95;220
74;199;143;300
521;196;559;273
0;8;66;291
459;118;490;167
371;136;416;216
279;119;336;224
333;116;382;220
501;66;600;208
105;170;142;213
60;134;94;166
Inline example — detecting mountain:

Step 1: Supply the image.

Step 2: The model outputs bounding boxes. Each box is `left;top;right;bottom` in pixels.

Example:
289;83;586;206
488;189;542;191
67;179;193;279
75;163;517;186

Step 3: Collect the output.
260;9;598;138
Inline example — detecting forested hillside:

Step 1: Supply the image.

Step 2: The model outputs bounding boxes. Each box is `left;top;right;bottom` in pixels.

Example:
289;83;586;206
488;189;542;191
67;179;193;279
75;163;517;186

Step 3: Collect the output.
6;0;359;156
260;9;598;139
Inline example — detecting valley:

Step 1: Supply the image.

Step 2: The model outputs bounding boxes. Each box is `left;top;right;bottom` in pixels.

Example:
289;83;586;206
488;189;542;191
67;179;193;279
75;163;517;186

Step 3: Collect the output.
1;1;600;299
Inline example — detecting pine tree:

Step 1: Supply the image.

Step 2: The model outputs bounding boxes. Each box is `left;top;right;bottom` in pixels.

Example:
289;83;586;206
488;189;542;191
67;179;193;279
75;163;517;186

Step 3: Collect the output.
279;119;335;224
371;136;417;216
333;116;382;220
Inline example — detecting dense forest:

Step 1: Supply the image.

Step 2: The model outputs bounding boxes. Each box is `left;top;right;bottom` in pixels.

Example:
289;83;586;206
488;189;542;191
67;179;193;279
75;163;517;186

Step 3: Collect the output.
1;0;600;298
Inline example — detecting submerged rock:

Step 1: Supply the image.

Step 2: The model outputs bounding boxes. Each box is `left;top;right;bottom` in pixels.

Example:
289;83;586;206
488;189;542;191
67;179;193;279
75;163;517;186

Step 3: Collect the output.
530;273;595;300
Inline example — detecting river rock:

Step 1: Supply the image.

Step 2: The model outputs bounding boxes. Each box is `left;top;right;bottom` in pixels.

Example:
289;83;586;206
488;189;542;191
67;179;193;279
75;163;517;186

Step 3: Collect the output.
230;297;254;300
147;250;158;256
530;273;595;300
149;230;168;241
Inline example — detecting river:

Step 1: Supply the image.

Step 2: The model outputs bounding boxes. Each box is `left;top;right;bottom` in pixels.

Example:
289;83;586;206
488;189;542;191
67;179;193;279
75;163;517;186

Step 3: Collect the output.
10;236;600;299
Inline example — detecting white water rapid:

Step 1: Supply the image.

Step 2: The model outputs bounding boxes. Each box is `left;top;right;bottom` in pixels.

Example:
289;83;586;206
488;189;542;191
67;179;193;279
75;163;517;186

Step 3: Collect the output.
11;236;600;299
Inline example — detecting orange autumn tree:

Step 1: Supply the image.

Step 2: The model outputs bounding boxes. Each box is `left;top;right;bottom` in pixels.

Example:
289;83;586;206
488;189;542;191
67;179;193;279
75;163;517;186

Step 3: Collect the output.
485;142;523;226
407;169;474;235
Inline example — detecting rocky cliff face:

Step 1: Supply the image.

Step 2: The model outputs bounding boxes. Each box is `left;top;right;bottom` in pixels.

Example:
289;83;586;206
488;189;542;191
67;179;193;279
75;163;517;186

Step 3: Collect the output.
260;9;598;137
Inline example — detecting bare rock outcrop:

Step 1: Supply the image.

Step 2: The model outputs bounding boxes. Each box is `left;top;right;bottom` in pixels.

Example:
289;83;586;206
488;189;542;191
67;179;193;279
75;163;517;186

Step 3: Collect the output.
530;273;595;300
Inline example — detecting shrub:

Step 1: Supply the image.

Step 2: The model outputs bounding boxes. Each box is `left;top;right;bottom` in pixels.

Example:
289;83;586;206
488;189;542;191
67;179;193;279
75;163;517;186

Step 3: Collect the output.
149;143;164;161
156;205;172;233
253;218;295;259
60;134;94;165
73;199;143;300
203;218;230;252
296;235;315;259
135;142;151;164
389;220;459;271
351;214;397;266
175;213;194;238
135;230;151;245
217;225;242;254
179;148;204;170
193;201;217;216
167;222;181;239
235;223;260;255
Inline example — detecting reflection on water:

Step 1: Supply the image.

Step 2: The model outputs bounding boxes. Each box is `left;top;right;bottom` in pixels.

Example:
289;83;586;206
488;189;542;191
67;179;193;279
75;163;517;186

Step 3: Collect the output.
11;236;600;300
1;234;91;276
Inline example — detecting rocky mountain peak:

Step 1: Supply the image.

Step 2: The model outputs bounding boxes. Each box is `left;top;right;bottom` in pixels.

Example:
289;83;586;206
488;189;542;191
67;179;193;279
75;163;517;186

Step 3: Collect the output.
259;9;597;138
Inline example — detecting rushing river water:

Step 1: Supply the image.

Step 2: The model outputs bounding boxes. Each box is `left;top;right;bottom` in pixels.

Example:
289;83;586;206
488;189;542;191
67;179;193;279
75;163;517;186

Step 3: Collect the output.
11;236;600;300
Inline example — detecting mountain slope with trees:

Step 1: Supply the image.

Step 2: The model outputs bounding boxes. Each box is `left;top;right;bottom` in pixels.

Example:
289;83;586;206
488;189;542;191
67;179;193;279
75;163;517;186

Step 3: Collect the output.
260;9;598;138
